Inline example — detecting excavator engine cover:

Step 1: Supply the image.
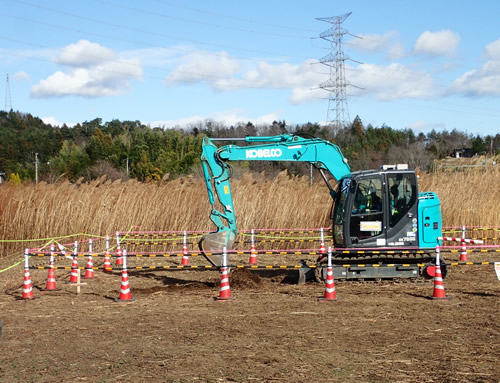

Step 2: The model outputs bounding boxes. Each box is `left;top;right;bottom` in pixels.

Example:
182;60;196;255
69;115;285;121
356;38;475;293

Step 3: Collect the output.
198;230;235;267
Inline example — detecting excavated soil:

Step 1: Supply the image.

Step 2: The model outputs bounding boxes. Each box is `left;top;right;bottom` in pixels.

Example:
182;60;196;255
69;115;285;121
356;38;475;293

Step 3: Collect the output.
0;254;499;383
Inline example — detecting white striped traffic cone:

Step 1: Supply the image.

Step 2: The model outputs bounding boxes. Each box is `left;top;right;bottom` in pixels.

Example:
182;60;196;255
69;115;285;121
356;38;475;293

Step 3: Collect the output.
215;248;233;301
181;231;190;265
430;245;450;300
115;250;134;302
22;250;34;299
248;229;257;264
318;247;338;302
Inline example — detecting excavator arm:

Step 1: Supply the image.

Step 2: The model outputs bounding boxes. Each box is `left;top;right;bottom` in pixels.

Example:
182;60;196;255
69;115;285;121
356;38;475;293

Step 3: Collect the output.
199;134;351;265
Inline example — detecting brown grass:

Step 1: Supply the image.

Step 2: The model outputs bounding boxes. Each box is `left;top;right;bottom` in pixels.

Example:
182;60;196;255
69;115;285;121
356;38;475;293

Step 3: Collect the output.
1;167;499;257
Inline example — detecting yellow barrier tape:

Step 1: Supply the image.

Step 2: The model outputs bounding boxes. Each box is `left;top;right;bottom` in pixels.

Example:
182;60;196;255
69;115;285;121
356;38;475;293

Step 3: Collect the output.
0;232;106;244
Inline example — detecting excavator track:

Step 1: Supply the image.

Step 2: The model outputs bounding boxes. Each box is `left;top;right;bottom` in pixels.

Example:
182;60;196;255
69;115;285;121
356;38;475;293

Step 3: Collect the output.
312;251;440;282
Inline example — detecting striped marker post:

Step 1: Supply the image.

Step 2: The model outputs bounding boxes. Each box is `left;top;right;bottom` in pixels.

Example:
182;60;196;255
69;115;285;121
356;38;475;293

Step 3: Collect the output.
215;247;233;301
21;249;34;299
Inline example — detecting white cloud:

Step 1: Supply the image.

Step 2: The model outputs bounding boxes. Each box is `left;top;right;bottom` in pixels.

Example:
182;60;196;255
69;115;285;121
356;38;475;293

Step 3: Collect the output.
13;71;30;81
57;40;115;67
350;63;438;100
414;30;460;57
449;37;500;97
348;32;405;59
407;120;446;132
31;40;142;98
149;110;281;129
484;38;500;60
41;116;75;127
167;51;325;104
166;51;240;84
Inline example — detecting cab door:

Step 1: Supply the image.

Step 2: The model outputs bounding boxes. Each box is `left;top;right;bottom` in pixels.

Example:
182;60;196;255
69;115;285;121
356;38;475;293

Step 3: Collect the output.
385;172;418;247
347;175;386;247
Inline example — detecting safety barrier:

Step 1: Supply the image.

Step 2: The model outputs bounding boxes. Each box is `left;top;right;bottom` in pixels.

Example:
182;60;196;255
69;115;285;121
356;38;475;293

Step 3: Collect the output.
5;225;499;302
439;235;484;261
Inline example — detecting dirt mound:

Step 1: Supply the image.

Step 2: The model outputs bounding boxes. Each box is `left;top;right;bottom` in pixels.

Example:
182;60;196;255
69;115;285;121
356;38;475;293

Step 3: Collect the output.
228;268;262;288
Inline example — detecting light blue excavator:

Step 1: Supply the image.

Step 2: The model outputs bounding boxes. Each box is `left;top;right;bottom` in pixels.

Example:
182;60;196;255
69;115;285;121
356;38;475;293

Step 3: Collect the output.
199;134;442;278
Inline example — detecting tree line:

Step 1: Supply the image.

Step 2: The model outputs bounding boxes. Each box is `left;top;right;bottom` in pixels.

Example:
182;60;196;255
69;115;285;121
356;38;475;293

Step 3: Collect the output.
0;110;498;183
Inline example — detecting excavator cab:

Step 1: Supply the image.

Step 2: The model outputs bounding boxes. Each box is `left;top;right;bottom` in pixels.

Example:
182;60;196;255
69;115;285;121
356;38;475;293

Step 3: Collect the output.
332;167;420;248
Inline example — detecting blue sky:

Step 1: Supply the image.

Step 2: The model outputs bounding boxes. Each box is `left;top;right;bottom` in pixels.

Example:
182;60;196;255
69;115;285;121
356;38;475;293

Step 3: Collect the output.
2;0;500;136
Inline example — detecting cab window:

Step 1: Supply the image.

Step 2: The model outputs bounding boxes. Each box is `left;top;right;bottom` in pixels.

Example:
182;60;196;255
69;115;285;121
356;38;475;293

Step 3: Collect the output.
350;177;383;240
388;174;417;227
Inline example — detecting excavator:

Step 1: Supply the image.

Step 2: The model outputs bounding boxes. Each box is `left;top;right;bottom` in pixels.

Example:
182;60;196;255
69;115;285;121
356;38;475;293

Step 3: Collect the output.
199;134;443;279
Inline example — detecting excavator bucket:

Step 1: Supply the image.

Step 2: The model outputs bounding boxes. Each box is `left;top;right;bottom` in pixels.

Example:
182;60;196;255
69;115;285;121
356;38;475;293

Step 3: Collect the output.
198;230;236;268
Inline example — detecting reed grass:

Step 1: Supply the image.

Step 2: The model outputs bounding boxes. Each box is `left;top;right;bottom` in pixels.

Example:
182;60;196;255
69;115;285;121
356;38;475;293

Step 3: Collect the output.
1;167;499;258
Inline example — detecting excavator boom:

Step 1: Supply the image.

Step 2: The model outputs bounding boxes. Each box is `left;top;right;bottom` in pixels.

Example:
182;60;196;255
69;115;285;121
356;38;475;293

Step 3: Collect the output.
199;134;351;265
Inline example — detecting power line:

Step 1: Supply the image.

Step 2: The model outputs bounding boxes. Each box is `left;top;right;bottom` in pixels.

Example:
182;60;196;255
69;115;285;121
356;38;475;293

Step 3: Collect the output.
12;0;311;61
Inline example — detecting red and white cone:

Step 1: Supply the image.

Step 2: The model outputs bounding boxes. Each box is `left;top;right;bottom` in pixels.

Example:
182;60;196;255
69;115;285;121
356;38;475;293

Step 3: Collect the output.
103;251;112;273
116;245;123;266
83;239;95;279
68;242;79;284
115;250;134;302
430;244;450;300
181;231;190;266
43;244;58;291
318;247;338;302
22;250;34;299
319;227;326;259
215;247;233;301
116;232;123;266
83;255;95;279
459;226;468;261
103;236;112;273
248;229;257;264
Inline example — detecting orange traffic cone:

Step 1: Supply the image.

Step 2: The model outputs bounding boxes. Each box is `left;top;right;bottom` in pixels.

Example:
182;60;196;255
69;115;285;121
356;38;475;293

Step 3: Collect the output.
319;227;326;257
42;245;58;291
22;250;34;299
83;255;94;279
318;247;338;302
103;236;112;273
116;245;123;266
103;250;112;273
430;245;450;300
115;250;134;302
181;231;190;265
215;248;233;301
68;242;79;284
459;226;468;261
248;229;257;264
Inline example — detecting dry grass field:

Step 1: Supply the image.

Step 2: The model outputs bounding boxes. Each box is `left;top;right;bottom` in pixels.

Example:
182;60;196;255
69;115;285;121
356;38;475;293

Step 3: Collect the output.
0;166;499;257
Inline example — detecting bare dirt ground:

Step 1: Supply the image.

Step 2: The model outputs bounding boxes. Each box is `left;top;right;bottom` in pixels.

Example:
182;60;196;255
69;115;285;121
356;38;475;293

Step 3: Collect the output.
0;252;499;383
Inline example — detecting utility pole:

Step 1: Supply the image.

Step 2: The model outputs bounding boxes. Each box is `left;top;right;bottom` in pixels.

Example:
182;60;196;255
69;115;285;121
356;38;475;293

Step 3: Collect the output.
35;153;39;184
126;158;129;178
317;13;360;130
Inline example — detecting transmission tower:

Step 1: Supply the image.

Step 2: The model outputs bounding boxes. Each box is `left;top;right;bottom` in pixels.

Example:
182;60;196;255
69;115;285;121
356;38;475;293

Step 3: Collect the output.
5;74;12;111
317;12;353;130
